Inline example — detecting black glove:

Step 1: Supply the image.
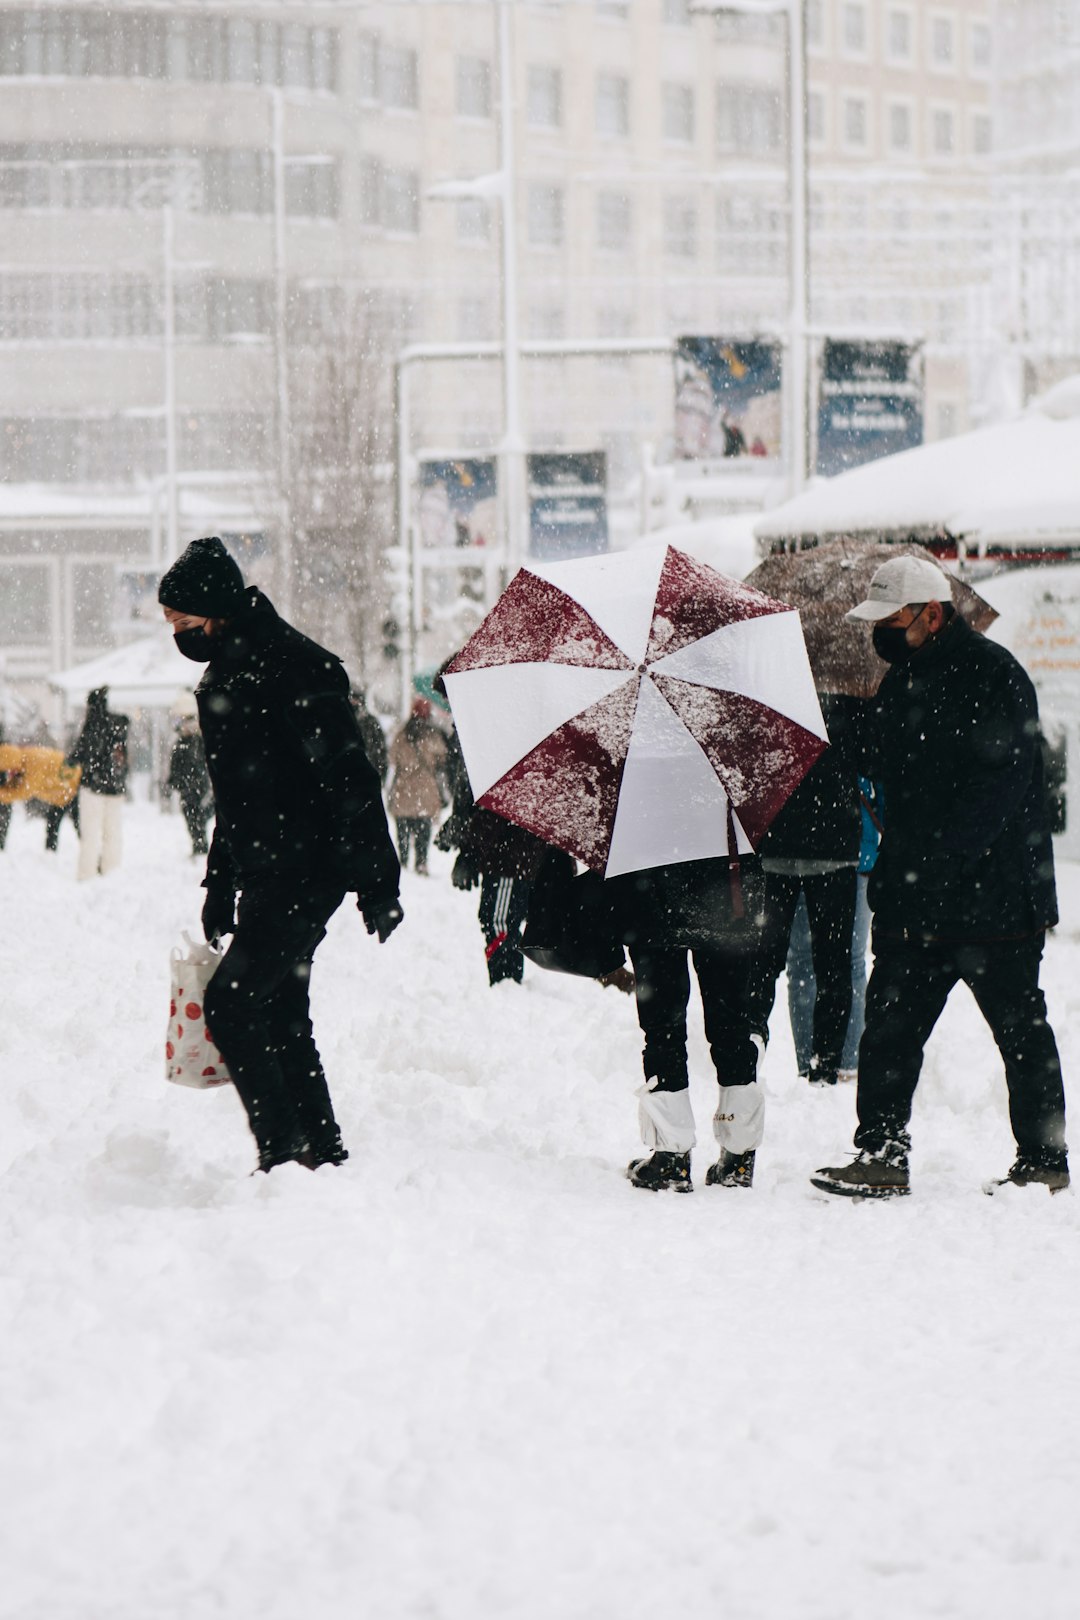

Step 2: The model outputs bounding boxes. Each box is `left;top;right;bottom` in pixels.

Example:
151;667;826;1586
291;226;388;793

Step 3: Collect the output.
202;887;236;943
452;853;480;892
363;899;404;944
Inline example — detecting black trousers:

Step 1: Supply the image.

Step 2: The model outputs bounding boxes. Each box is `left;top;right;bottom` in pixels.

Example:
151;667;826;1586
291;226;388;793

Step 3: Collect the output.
854;932;1068;1168
204;877;346;1165
180;794;210;856
748;867;856;1081
478;875;531;985
629;943;758;1093
396;817;431;872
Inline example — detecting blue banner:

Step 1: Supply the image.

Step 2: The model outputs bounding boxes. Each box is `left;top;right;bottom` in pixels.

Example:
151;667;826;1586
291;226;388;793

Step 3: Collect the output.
816;341;923;476
527;453;608;561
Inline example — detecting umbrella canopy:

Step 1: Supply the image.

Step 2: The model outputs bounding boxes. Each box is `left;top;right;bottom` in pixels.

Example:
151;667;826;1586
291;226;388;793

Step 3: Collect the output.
753;378;1080;556
745;539;999;699
443;545;828;878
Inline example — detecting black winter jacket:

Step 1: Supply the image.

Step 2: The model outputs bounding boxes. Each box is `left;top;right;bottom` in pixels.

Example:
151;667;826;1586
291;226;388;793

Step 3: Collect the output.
196;590;400;912
866;614;1057;943
608;855;765;954
69;708;129;796
756;692;866;863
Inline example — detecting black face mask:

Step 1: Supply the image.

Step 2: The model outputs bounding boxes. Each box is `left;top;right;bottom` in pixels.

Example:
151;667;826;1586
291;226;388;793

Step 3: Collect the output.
173;626;214;662
872;605;927;666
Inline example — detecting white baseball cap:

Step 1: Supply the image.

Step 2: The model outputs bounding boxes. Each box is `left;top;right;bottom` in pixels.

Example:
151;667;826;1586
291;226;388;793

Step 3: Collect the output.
846;555;954;622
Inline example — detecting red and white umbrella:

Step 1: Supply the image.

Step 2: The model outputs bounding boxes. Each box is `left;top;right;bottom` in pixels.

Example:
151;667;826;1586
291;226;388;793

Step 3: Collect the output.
443;545;828;878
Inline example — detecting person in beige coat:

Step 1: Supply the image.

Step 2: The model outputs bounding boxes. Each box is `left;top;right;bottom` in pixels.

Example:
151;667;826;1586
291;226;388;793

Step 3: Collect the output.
387;698;449;874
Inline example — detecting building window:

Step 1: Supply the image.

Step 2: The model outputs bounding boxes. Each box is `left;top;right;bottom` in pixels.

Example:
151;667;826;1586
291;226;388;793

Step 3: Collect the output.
841;3;867;55
456;54;491;119
595;189;632;251
0;562;51;643
807;89;826;144
930;14;954;67
596;3;630;20
931;106;955;154
806;0;825;49
527;183;564;247
663;0;692;26
887;101;912;151
662;82;695;144
886;8;913;62
458;295;494;342
456;198;491;242
595;72;630;138
358;32;378;102
716;84;782;154
972;112;992;155
843;95;868;148
664;197;697;258
383;167;420;232
969;21;992;72
381;44;418;110
527;303;565;340
527;63;561;128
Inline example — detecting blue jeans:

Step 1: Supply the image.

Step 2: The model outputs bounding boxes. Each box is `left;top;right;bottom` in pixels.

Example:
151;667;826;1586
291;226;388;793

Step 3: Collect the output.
786;872;871;1073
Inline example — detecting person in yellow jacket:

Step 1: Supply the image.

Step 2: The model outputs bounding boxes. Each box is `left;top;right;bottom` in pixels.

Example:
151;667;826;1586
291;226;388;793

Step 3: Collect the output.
0;739;80;851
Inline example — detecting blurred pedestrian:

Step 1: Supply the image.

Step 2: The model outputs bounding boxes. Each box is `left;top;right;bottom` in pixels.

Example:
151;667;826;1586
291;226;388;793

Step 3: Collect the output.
159;535;402;1175
350;687;388;785
166;716;213;858
68;687;129;880
387;697;448;875
813;556;1068;1198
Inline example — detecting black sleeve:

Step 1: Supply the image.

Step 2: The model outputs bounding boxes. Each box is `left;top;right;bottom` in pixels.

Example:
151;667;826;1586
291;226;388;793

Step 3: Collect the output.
936;659;1040;859
284;685;401;905
203;816;239;895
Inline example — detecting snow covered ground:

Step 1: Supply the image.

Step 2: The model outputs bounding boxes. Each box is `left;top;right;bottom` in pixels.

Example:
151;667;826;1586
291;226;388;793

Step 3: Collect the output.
2;796;1078;1620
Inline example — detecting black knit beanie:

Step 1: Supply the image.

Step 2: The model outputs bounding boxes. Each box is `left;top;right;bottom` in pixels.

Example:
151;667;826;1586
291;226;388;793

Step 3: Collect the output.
158;536;246;617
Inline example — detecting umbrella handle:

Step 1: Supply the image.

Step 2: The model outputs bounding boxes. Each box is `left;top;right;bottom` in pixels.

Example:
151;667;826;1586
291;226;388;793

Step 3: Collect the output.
726;804;745;920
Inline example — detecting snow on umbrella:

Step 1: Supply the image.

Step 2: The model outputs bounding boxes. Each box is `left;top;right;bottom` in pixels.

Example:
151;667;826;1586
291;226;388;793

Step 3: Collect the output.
442;545;828;878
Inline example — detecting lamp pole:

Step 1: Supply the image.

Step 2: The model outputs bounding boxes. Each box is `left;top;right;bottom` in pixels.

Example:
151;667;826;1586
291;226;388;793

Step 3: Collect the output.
495;0;526;576
269;85;294;617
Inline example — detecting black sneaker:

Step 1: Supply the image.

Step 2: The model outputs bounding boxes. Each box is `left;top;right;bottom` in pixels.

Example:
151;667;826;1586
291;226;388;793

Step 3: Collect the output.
984;1159;1070;1195
626;1150;693;1193
810;1151;910;1198
705;1149;755;1188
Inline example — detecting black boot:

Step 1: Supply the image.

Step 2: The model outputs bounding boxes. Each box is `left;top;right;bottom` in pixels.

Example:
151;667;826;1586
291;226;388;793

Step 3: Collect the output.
302;1131;349;1170
626;1150;693;1193
706;1149;755;1188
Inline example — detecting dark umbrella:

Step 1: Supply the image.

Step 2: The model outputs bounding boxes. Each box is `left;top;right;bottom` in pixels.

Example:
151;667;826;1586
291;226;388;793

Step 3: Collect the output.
744;539;998;698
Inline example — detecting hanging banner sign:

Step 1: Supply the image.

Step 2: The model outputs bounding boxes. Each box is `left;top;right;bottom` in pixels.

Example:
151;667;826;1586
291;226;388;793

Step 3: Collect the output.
417;459;498;549
674;337;782;463
527;452;608;561
816;340;923;476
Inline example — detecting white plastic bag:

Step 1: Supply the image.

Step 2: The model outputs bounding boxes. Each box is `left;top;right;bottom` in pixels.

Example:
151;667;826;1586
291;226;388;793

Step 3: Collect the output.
166;931;232;1089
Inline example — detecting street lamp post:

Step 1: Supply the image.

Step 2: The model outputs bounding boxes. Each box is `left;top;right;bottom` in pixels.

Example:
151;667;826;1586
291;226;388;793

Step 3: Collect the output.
692;0;810;493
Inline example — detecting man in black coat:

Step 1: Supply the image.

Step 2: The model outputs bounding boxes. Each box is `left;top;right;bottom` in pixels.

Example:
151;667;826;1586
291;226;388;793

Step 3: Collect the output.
813;555;1068;1198
159;536;403;1174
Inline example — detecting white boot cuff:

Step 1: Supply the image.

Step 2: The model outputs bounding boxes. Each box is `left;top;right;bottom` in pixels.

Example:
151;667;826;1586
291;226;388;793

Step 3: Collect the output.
636;1084;696;1152
712;1079;765;1153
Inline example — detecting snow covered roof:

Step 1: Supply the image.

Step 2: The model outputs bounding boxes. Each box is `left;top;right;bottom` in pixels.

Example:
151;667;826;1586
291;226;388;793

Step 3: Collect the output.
49;633;197;709
628;514;760;580
755;377;1080;550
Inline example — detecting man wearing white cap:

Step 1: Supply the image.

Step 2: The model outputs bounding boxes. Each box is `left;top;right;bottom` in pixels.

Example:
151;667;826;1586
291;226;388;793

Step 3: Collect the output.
812;554;1068;1198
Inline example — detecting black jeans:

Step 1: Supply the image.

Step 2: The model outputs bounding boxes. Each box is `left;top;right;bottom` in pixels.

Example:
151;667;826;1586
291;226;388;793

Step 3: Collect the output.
629;943;758;1093
204;876;346;1165
748;867;856;1081
396;817;431;872
855;932;1068;1168
478;875;531;985
180;794;210;856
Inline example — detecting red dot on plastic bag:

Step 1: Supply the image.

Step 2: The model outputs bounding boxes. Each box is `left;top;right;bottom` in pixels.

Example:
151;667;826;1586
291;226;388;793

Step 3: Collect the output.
177;1024;184;1039
185;1002;201;1021
166;1041;174;1060
205;1027;213;1042
202;1066;217;1077
170;1001;177;1018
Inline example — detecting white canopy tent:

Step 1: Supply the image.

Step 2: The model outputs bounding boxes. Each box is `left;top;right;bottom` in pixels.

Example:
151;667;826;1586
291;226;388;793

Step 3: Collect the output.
754;377;1080;563
49;632;197;712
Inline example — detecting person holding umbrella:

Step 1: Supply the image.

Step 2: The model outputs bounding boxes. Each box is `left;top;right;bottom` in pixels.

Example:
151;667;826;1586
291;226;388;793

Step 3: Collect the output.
812;555;1068;1198
441;545;829;1192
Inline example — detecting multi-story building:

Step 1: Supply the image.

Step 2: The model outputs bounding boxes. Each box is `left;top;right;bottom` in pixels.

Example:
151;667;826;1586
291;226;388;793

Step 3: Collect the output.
0;0;1012;712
